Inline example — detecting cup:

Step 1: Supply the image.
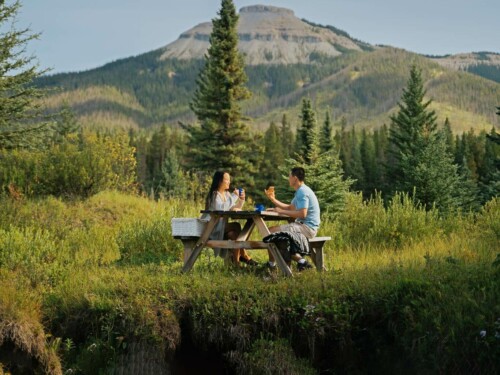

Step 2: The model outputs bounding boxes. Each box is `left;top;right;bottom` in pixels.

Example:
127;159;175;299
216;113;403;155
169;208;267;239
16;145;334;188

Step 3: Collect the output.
255;204;265;212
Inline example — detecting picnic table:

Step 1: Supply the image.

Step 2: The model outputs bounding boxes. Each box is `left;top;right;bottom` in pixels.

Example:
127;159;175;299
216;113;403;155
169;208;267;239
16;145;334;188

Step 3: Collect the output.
175;210;330;276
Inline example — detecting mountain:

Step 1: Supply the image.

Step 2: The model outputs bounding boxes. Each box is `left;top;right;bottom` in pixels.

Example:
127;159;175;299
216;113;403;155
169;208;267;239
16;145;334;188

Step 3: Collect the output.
159;5;371;65
35;5;500;133
430;52;500;83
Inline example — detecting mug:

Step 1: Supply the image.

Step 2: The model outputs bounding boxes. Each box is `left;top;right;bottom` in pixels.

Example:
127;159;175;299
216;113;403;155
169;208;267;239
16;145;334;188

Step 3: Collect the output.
255;204;265;212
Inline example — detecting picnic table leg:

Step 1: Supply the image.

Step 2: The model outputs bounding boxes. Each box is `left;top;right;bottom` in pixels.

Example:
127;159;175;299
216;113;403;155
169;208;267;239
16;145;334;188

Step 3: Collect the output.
236;219;254;241
309;242;326;271
182;216;218;273
267;243;293;277
182;239;198;263
253;217;293;276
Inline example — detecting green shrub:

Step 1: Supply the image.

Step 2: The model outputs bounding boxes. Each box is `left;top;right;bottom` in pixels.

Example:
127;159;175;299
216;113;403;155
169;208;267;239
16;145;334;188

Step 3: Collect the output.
0;130;137;198
0;226;64;285
116;213;182;264
334;191;442;248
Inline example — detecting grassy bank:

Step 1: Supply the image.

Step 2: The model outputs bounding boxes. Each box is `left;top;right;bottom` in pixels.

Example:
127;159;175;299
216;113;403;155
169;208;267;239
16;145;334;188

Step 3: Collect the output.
0;191;498;373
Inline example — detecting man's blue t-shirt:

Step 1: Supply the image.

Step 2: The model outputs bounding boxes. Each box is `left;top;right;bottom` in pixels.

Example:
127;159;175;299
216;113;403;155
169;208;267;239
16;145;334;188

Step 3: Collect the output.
291;184;320;231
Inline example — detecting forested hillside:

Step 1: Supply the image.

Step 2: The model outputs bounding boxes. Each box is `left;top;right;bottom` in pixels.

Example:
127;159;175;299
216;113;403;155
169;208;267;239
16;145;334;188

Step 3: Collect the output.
36;47;500;132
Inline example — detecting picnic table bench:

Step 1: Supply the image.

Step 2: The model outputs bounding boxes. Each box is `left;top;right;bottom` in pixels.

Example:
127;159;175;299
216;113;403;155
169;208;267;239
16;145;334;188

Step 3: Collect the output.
173;210;331;276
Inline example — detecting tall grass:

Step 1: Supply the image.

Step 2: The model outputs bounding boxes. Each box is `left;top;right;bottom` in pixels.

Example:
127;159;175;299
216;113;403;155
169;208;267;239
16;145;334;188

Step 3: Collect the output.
0;191;498;373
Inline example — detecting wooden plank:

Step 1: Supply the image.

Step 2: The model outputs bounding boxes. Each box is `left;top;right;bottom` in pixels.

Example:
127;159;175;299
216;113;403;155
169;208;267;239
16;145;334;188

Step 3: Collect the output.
206;240;268;249
182;215;219;273
309;237;331;242
180;239;198;263
236;219;254;241
254;216;272;237
309;242;326;271
267;243;293;277
308;247;318;267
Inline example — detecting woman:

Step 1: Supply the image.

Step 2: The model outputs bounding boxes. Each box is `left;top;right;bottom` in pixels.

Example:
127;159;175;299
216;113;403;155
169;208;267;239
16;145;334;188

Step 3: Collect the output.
202;171;257;266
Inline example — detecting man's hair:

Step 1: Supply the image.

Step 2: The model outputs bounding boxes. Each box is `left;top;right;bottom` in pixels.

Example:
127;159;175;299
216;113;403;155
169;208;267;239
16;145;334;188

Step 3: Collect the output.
291;167;305;182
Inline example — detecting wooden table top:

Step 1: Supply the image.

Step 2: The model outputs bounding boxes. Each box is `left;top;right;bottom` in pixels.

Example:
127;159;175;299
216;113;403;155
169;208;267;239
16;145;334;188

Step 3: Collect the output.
200;210;291;221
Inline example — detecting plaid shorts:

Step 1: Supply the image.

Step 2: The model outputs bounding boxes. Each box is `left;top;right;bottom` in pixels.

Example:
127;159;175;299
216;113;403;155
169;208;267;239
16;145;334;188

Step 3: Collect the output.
275;222;316;239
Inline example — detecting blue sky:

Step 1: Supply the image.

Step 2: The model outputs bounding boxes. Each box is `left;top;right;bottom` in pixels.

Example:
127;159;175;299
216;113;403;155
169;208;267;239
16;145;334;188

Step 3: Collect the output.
16;0;500;74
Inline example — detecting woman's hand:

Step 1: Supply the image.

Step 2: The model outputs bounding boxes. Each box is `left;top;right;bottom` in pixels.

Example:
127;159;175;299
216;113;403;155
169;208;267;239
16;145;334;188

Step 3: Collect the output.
233;188;245;200
230;207;242;212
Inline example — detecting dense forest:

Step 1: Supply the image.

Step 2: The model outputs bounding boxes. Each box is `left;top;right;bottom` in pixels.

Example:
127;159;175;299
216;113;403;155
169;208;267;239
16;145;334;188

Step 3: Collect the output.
35;48;500;132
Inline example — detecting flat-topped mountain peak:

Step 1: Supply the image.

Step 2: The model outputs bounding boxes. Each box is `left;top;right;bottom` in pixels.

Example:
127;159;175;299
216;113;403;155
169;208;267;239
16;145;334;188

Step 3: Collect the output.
159;4;365;65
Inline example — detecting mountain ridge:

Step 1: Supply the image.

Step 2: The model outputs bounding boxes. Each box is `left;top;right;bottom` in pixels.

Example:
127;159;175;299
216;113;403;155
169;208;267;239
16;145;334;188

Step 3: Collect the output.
159;5;366;65
35;5;500;133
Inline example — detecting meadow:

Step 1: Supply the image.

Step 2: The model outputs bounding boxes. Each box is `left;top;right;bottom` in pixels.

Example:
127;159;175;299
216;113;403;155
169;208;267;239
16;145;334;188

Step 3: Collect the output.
0;191;498;374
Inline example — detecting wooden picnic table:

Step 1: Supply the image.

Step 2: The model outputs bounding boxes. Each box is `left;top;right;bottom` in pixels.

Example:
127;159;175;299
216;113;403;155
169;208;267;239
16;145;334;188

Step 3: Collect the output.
180;210;295;276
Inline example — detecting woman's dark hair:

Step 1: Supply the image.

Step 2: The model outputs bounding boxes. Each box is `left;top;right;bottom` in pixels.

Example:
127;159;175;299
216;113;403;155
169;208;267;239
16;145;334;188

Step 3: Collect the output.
205;171;227;210
291;167;305;182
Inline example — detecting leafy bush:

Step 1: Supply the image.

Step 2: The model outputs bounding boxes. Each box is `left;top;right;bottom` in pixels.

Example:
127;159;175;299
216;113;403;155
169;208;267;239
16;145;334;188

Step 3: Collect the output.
116;213;182;264
0;130;136;198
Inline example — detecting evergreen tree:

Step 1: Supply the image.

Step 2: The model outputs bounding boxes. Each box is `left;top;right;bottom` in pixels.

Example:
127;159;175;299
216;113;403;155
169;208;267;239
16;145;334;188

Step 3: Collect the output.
388;65;437;189
389;65;465;211
147;124;169;187
443;117;454;155
347;127;364;191
399;131;465;211
281;151;353;219
0;0;51;149
184;0;254;185
295;98;318;164
319;109;334;153
160;149;189;199
374;124;389;193
360;128;377;197
51;105;80;144
262;122;284;181
280;113;294;159
479;127;500;203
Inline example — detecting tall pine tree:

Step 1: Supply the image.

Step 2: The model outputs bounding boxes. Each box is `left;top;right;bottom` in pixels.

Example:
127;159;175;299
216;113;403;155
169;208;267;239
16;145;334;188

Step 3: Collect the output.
185;0;254;185
0;0;51;149
280;113;294;159
389;65;465;211
388;65;437;189
295;98;318;164
319;109;334;153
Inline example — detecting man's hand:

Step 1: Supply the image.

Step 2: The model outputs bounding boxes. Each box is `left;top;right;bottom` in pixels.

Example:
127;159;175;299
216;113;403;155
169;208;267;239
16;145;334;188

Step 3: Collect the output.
264;188;275;201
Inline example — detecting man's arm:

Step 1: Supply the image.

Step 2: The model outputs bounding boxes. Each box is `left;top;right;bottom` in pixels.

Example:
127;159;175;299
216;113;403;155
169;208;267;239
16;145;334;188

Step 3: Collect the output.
275;206;307;219
264;190;292;210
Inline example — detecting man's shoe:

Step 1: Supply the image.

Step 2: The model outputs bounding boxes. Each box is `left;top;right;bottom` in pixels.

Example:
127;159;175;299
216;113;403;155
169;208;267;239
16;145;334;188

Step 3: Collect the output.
240;257;259;266
266;261;277;270
297;260;313;272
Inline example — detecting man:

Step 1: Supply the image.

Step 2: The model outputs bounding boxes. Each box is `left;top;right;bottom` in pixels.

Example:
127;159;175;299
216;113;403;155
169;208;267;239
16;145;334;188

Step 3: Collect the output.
264;167;320;271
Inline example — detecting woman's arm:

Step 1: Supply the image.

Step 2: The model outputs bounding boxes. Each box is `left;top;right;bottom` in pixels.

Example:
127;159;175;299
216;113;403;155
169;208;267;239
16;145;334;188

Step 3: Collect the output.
230;189;245;210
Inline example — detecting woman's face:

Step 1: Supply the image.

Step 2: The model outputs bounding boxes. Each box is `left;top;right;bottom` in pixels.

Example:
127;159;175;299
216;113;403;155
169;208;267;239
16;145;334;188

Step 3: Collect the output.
219;173;231;190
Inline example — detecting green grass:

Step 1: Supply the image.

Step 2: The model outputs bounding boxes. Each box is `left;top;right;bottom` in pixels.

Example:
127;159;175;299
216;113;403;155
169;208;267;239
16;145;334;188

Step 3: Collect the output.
0;191;498;373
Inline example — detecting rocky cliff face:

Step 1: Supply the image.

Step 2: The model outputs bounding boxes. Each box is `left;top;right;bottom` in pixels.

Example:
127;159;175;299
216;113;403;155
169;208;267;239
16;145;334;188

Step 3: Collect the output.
159;5;364;65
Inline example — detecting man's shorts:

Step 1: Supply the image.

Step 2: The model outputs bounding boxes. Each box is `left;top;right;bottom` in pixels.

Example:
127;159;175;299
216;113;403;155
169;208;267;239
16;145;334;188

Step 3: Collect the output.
274;222;316;239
